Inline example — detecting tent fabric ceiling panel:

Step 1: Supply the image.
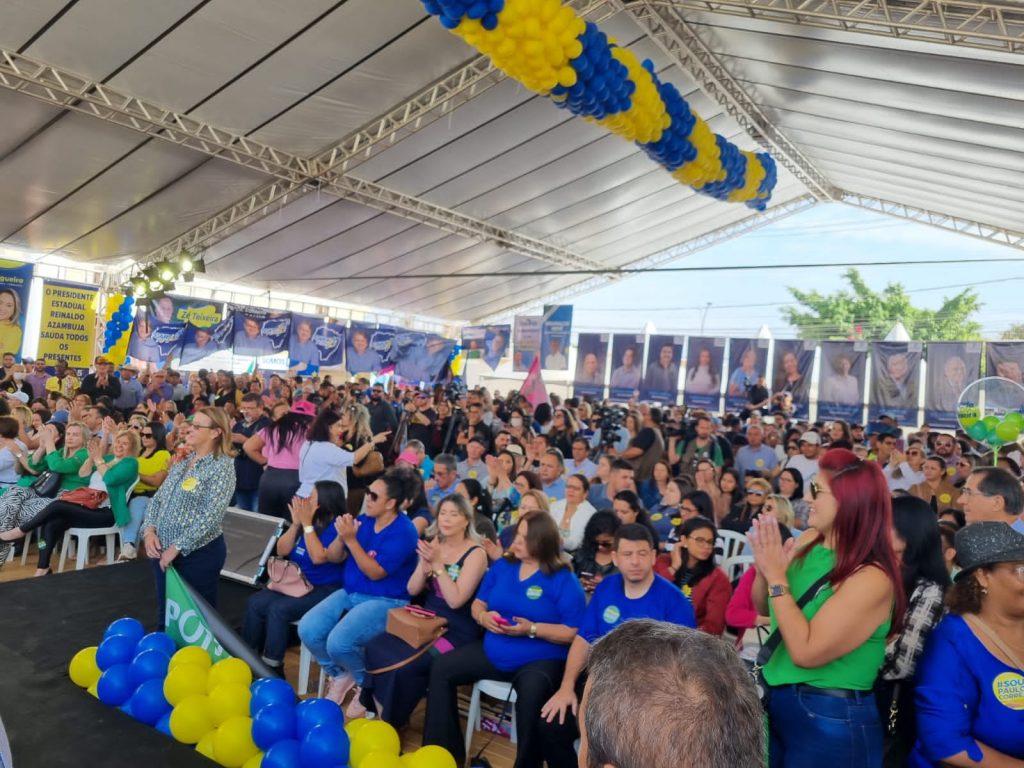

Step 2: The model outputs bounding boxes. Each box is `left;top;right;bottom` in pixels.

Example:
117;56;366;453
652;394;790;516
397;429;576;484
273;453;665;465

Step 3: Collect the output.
0;88;64;158
0;0;69;50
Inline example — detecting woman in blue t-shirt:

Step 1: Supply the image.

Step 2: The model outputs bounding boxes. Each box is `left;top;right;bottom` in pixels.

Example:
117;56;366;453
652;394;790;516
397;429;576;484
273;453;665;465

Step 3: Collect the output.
298;468;420;718
242;481;346;669
423;509;586;767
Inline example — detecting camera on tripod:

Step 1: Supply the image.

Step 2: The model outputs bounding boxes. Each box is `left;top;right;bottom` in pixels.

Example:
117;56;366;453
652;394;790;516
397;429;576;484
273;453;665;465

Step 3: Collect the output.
595;406;625;447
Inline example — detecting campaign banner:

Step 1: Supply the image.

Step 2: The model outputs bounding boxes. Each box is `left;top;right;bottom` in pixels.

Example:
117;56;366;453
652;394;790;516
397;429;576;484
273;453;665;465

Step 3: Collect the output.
346;322;382;373
772;340;816;420
985;342;1024;386
683;336;725;411
818;341;867;422
724;338;769;412
232;306;291;357
289;313;345;370
513;315;542;372
869;341;922;423
127;307;186;366
180;310;234;366
540;304;572;370
609;334;644;401
640;334;683;404
394;331;456;383
148;296;222;329
461;326;486;359
37;280;98;368
925;341;982;428
461;324;510;371
0;260;33;361
574;333;609;399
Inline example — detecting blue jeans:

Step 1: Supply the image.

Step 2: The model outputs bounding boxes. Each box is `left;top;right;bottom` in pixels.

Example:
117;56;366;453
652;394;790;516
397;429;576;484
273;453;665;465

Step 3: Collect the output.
231;489;259;512
242;583;340;663
768;685;883;768
124;496;152;545
298;590;408;684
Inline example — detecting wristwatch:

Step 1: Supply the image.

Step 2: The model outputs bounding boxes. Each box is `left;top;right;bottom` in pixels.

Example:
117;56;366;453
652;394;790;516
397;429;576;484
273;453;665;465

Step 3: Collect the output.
767;583;790;599
528;623;538;639
302;525;315;535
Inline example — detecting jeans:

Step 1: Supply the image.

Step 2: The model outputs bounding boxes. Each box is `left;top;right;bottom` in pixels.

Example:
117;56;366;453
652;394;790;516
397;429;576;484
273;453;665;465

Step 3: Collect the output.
124;496;152;545
231;489;259;513
152;535;227;628
768;685;883;768
242;583;340;663
297;589;408;684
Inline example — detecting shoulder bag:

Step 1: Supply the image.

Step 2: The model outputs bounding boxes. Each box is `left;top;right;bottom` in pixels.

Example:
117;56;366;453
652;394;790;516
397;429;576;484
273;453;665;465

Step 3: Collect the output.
30;470;62;498
751;571;833;709
365;605;448;674
58;487;109;509
265;556;313;598
352;449;384;478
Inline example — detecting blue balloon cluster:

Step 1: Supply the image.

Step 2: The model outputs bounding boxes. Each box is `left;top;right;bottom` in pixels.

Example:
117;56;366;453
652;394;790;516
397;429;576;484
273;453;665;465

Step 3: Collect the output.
550;22;633;120
95;619;175;727
103;295;135;354
421;0;504;30
637;63;697;171
755;152;777;208
699;136;748;201
249;681;349;768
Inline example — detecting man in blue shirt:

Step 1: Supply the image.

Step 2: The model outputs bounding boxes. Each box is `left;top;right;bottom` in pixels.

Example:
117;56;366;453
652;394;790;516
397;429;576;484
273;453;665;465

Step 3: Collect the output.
539;448;567;504
426;453;460;511
734;423;779;480
537;524;695;766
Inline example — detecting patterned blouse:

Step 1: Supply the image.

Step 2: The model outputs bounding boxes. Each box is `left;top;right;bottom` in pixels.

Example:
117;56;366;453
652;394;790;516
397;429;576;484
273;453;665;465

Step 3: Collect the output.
880;577;946;681
142;452;235;556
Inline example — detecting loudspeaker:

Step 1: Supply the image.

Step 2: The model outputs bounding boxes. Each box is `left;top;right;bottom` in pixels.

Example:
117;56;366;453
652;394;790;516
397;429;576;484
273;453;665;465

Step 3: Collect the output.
220;507;285;584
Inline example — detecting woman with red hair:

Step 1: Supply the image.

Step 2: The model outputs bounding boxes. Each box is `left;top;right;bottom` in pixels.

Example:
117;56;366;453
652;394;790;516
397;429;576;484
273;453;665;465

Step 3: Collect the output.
748;448;905;768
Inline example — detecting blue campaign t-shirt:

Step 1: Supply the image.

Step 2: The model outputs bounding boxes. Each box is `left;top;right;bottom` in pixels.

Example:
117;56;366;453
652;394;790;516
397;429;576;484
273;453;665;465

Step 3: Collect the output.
648;505;682;542
290;524;345;587
477;558;586;672
578;574;696;644
343;513;419;599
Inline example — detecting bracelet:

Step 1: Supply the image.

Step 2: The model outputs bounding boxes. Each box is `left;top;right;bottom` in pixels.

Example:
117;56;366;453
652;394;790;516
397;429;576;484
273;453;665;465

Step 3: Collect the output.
302;525;314;535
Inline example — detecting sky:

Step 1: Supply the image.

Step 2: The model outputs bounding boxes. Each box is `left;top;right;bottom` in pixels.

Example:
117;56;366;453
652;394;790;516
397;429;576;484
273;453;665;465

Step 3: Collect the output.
568;202;1022;340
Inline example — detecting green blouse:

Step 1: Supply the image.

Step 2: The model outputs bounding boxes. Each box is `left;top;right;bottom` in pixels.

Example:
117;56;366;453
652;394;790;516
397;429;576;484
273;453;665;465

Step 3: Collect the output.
96;455;140;527
16;449;90;491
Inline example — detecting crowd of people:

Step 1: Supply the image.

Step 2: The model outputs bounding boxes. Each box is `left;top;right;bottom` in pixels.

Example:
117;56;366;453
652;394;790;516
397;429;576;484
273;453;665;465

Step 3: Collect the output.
0;352;1022;767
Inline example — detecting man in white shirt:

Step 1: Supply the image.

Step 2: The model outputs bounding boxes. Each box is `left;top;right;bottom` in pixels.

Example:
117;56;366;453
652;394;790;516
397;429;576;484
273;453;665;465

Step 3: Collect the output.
783;430;822;483
883;446;926;493
544;337;568;370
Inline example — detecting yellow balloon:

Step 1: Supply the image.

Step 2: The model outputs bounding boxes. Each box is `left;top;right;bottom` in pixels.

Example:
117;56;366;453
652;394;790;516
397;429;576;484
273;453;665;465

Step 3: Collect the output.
69;646;101;688
208;683;252;727
170;645;213;672
214;716;259;768
207;658;253;692
351;720;401;768
87;681;99;698
408;745;459;768
242;753;264;768
196;731;218;761
164;663;210;707
345;717;372;741
360;753;404;768
170;694;214;745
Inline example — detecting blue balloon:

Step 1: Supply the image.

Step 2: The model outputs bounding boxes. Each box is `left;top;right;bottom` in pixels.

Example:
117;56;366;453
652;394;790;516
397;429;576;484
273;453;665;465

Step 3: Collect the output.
294;698;343;739
129;678;171;725
300;724;350;768
96;634;138;671
251;677;297;715
122;296;134;307
155;711;172;737
253;703;298;750
104;617;145;645
129;649;170;687
263;738;302;768
97;663;135;707
136;631;177;657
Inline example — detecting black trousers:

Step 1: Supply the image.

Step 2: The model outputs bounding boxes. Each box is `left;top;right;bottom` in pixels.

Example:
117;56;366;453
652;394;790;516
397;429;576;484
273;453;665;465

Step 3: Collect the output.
536;673;588;768
151;535;226;627
422;640;565;768
257;468;300;520
21;500;114;570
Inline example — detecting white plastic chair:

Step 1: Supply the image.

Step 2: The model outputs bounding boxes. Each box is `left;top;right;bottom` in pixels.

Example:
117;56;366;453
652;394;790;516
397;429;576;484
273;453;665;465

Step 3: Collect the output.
716;529;747;565
465;679;517;759
296;621;326;697
57;477;137;572
20;528;33;565
721;554;755;583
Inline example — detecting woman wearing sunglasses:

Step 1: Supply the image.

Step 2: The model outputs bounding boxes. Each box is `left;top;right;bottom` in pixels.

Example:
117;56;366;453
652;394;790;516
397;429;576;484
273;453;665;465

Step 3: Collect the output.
749;448;905;768
121;421;171;560
721;477;771;534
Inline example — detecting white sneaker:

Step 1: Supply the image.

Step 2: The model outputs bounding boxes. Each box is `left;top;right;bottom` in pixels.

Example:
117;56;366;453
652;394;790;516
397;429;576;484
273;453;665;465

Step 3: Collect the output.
118;542;137;561
345;686;367;719
324;673;355;706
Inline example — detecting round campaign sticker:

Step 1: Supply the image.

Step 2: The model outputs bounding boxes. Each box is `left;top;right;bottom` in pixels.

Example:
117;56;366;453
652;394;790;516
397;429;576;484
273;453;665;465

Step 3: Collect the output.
526;585;544;600
947;467;956;477
469;470;478;479
992;672;1024;710
939;493;952;504
181;477;198;492
446;564;461;581
682;585;693;598
755;459;765;467
671;517;682;526
602;605;621;624
650;513;664;522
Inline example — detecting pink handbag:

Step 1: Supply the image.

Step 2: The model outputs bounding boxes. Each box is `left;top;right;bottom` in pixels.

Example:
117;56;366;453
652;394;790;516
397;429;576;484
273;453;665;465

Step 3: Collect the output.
265;557;313;597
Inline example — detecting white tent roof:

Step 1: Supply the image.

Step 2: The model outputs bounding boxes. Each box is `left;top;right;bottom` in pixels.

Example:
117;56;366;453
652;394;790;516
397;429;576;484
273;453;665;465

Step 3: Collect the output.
0;0;1020;323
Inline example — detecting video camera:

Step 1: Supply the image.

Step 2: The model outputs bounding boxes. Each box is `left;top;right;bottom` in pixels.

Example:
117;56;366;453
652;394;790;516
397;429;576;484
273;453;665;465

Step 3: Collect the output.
444;379;467;403
595;405;625;447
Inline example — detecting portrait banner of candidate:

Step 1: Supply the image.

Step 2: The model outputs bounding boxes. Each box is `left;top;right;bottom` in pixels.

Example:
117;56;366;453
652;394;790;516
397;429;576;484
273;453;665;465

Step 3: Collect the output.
683;336;725;411
925;341;981;428
127;306;186;366
608;334;644;401
639;334;682;404
393;331;456;383
574;333;609;399
288;313;345;371
724;337;769;412
463;324;510;371
180;310;234;366
985;341;1024;387
0;259;33;360
148;296;222;328
540;304;572;370
232;306;291;359
869;341;922;423
461;325;486;359
817;341;867;422
513;315;542;372
771;340;815;419
346;322;382;374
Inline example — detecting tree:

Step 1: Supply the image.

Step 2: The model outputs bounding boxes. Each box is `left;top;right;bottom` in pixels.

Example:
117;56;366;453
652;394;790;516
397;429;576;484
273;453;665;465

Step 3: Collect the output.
782;268;982;341
1001;324;1024;340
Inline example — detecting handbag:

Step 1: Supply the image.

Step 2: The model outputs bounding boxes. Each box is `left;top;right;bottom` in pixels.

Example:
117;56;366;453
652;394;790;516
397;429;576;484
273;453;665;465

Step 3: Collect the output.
58;488;109;509
365;606;448;674
352;449;384;478
30;470;62;498
265;556;313;597
751;571;833;709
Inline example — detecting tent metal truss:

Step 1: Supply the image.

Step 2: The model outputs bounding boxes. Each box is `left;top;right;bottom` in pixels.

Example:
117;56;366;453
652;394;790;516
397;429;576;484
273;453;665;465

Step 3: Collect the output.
656;0;1024;55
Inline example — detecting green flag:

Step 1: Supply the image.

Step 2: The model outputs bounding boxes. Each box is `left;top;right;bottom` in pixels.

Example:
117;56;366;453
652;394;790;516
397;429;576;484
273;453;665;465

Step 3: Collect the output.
164;566;230;662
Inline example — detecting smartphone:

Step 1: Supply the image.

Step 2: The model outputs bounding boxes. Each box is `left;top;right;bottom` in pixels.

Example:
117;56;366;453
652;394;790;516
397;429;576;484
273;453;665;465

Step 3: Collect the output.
492;616;512;627
579;572;594;579
404;605;437;619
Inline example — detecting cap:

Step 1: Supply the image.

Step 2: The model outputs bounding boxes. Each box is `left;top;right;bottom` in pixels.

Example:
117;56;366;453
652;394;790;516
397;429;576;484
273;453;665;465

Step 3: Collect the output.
290;400;316;418
799;431;821;445
95;356;111;365
50;410;69;424
119;364;139;373
505;444;524;457
8;391;28;404
954;522;1024;581
396;449;421;466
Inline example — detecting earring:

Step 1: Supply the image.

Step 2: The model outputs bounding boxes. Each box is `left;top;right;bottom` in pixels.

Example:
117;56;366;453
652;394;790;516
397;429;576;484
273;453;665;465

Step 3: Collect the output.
981;587;989;595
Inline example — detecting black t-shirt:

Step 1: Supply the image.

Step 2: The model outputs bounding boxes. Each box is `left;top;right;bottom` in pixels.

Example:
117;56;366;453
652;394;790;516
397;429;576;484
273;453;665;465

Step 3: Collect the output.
631;427;657;452
406;408;436;447
747;384;769;405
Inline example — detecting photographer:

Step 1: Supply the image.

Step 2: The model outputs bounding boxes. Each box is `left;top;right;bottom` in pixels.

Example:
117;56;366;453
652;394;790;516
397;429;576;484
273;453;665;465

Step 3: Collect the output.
668;414;724;475
589;406;629;455
612;407;665;483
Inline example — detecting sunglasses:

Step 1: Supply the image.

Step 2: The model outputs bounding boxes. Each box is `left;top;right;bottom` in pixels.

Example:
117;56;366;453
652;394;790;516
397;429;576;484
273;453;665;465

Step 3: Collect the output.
596;540;613;549
809;480;831;499
366;490;380;501
141;432;154;437
747;490;766;497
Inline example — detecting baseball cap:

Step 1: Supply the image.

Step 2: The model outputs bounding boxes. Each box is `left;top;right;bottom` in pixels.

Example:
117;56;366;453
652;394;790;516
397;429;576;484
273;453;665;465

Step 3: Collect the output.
954;522;1024;581
397;449;421;467
505;444;524;457
290;400;316;418
50;410;69;424
8;391;28;404
799;431;821;445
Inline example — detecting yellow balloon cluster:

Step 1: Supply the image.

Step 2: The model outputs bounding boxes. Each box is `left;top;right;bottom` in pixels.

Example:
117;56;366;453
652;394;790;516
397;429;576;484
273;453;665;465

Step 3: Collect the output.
346;718;458;768
595;47;669;144
455;0;586;93
69;646;102;688
671;115;724;188
728;150;768;203
102;294;132;366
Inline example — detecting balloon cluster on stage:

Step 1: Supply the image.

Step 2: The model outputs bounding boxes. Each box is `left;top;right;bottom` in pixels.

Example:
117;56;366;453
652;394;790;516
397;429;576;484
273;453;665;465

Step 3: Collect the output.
420;0;777;210
68;616;457;768
957;376;1024;462
102;294;135;364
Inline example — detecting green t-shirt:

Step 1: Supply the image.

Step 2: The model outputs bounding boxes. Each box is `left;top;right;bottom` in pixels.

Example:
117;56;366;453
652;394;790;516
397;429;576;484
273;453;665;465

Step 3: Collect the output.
763;544;890;690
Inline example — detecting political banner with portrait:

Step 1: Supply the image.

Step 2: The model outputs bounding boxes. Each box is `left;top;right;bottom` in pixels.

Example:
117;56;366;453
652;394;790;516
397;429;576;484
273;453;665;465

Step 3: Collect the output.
869;341;922;423
817;341;867;422
540;304;572;370
0;260;33;361
609;334;644;401
771;340;815;419
724;338;769;412
925;342;982;428
513;315;542;372
985;342;1024;387
148;296;222;329
289;314;345;370
683;336;725;411
38;279;97;368
180;310;234;366
462;324;510;371
127;306;186;366
639;335;683;404
232;306;291;358
393;331;456;383
347;322;392;374
574;333;609;399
